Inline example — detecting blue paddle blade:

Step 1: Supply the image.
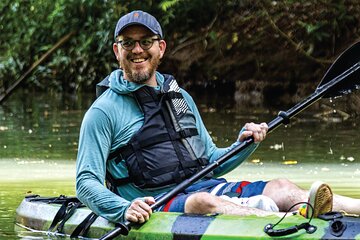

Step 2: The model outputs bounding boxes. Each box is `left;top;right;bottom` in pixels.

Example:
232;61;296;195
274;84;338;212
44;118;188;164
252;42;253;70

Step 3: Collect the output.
318;41;360;98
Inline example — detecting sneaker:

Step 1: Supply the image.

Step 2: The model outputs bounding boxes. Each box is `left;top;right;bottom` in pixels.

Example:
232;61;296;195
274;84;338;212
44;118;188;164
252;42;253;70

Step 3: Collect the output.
300;181;333;218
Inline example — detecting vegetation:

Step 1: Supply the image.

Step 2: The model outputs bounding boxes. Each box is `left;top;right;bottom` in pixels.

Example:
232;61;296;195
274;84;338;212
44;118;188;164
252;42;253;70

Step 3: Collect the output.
1;0;359;99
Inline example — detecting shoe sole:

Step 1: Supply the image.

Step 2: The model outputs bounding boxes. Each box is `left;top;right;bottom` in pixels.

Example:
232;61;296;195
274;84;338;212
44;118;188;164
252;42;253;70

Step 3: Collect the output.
307;181;333;218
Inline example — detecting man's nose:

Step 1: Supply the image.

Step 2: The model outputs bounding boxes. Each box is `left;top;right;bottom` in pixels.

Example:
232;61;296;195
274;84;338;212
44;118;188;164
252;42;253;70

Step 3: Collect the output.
132;41;143;53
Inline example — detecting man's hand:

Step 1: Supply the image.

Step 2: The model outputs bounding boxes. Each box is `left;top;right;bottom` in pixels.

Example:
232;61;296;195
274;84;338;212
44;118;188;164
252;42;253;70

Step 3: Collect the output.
239;122;268;143
125;197;155;223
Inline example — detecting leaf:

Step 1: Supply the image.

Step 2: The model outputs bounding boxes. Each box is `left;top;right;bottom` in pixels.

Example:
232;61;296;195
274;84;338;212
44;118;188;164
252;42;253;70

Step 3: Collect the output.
160;0;181;11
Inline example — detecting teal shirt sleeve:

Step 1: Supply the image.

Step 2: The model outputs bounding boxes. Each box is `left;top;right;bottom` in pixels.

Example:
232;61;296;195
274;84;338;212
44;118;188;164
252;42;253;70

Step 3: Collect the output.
76;107;130;223
181;90;258;177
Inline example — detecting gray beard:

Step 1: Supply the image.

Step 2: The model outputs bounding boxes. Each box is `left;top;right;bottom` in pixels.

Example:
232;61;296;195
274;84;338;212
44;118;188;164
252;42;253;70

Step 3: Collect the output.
126;70;151;84
121;53;161;84
123;60;158;84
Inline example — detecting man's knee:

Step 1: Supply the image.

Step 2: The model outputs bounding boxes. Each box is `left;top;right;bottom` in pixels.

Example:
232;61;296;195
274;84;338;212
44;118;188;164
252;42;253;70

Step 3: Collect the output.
263;178;305;210
185;192;217;214
263;178;301;198
265;178;297;192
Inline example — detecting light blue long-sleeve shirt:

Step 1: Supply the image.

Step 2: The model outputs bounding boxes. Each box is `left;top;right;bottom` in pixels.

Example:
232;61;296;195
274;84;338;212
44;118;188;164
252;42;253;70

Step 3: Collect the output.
76;69;258;223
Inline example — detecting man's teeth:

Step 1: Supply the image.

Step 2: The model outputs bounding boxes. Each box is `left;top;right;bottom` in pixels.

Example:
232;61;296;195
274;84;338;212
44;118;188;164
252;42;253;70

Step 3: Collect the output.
132;58;146;63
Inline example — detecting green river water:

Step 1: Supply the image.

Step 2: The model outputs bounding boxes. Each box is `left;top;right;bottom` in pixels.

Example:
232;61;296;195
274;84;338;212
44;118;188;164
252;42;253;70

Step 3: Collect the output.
0;91;360;239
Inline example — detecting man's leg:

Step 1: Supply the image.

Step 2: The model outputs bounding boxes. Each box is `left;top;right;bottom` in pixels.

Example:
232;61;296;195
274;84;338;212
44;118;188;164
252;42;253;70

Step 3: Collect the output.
332;194;360;215
184;192;284;217
262;178;307;211
263;178;360;214
160;179;280;217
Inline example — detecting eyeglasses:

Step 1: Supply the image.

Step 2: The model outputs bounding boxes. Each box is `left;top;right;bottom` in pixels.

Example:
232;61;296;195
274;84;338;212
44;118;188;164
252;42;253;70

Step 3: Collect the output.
116;37;160;51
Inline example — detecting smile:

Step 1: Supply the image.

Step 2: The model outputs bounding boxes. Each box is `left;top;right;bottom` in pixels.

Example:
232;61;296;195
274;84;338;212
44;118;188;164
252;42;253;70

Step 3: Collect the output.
131;58;147;63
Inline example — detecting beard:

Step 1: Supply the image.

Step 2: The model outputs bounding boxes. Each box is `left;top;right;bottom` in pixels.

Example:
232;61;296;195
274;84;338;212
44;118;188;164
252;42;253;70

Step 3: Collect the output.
121;53;161;84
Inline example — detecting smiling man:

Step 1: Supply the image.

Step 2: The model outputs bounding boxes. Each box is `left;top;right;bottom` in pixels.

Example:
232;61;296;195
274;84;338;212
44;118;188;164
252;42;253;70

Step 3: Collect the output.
113;24;165;86
76;10;360;225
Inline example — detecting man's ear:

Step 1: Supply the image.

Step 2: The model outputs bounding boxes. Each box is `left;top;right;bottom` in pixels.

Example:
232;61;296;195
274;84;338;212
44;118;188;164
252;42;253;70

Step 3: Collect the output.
159;40;166;59
113;43;121;61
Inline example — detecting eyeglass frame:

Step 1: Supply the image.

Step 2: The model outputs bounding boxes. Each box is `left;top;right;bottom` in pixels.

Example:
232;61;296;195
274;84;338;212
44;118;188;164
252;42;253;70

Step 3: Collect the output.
115;36;161;51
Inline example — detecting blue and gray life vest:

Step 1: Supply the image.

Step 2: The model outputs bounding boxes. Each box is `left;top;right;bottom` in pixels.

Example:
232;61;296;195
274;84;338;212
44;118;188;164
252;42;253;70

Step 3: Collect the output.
96;74;210;190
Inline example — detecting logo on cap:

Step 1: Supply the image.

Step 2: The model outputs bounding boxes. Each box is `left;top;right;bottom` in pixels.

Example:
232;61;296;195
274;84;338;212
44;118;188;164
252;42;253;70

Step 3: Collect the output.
134;12;139;18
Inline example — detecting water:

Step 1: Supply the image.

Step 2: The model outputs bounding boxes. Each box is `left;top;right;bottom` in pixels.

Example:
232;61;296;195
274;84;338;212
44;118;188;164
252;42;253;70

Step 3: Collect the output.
1;91;360;239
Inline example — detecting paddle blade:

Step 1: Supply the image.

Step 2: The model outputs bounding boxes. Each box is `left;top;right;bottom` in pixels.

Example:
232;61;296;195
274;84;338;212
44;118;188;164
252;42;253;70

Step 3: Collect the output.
317;42;360;98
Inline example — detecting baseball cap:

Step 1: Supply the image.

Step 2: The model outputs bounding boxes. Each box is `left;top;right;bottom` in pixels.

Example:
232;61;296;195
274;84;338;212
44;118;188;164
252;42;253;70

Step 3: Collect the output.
114;10;163;40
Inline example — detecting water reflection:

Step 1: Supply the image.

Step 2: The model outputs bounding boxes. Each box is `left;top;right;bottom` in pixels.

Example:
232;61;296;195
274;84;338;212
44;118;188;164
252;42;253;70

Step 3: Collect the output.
0;92;93;160
1;90;359;171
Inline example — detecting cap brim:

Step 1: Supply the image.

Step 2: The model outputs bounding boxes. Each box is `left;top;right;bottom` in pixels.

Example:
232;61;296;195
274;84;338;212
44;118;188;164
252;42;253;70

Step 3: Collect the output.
115;22;159;38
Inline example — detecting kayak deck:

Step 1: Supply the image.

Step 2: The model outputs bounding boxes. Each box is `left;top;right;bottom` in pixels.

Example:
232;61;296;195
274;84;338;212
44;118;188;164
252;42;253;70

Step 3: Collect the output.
15;196;360;239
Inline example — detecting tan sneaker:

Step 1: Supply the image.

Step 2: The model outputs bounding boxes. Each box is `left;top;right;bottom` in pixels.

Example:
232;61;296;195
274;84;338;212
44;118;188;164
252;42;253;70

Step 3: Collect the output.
303;181;333;218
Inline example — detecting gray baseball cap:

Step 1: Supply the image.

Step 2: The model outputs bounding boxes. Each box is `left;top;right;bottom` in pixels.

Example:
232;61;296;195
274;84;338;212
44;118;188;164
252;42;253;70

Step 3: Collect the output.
114;10;163;40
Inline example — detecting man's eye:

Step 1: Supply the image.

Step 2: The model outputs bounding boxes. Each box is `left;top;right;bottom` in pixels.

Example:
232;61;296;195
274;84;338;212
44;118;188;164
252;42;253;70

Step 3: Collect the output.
141;39;152;45
122;40;133;47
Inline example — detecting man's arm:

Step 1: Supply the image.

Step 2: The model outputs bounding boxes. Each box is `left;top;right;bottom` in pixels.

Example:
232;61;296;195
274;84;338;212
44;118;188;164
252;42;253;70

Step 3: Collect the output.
76;107;131;223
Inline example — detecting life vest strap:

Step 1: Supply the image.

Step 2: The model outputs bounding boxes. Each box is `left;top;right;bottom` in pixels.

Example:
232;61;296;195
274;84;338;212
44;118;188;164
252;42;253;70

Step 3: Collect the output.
110;128;199;163
106;157;208;187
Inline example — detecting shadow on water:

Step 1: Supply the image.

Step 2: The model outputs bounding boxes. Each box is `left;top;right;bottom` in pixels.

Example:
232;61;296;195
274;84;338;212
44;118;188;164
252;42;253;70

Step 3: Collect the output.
0;90;360;239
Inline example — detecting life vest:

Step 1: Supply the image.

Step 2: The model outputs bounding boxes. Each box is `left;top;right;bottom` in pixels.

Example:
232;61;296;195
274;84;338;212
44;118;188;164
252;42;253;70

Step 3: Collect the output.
98;74;210;190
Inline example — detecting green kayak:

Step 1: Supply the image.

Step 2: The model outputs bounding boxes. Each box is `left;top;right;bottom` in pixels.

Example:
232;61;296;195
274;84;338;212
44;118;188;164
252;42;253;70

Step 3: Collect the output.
15;195;360;239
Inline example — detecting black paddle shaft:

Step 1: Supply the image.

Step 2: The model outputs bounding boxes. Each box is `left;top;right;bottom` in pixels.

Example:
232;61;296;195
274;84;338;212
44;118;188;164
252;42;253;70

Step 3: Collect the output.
99;43;360;240
152;61;360;212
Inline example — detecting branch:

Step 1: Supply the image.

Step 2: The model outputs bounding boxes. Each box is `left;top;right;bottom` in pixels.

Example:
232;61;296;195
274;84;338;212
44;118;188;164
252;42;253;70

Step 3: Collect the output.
170;14;218;56
259;3;332;65
0;31;76;104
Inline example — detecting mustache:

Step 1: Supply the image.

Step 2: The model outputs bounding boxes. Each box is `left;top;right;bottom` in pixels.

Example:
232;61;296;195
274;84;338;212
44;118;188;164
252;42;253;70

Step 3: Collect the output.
126;53;150;60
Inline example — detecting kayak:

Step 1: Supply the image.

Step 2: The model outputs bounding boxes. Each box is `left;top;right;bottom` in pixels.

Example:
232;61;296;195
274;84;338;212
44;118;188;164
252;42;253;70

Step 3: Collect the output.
15;195;360;239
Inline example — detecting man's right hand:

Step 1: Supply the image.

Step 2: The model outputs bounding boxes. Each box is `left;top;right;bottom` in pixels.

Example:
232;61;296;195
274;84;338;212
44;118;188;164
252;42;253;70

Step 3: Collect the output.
125;197;155;223
239;122;268;143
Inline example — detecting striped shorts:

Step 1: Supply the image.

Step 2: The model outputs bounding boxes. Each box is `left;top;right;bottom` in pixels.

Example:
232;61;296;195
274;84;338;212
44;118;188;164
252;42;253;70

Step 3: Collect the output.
156;178;267;212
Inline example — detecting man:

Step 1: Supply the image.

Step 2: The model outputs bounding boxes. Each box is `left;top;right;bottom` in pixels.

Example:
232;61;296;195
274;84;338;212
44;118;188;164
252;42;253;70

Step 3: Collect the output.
76;10;360;224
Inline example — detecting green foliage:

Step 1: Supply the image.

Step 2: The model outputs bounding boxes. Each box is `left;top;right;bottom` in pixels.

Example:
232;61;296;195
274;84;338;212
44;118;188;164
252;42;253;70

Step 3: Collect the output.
160;0;182;11
1;0;360;94
1;0;127;93
162;0;360;85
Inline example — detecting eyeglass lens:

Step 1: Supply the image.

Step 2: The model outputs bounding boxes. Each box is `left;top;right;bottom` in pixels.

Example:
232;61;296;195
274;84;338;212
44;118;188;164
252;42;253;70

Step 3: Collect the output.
118;38;159;51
